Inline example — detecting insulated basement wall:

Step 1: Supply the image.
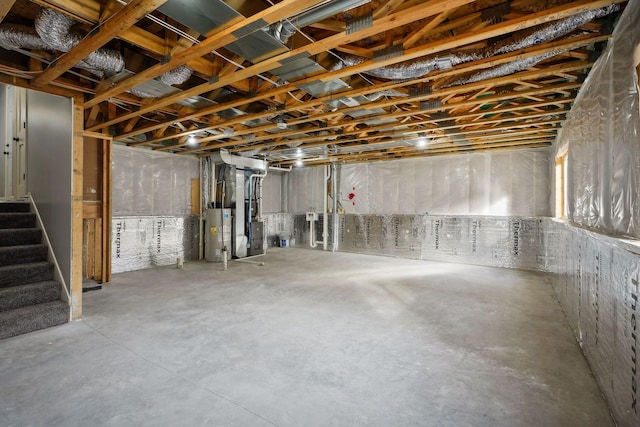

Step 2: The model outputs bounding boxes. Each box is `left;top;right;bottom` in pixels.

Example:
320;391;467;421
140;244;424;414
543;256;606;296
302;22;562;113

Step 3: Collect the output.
555;0;640;238
284;148;550;216
111;145;199;273
541;219;640;427
265;213;543;270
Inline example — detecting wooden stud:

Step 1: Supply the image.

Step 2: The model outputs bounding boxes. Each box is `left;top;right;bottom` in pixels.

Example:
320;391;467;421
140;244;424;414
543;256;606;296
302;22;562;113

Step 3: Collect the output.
72;103;84;319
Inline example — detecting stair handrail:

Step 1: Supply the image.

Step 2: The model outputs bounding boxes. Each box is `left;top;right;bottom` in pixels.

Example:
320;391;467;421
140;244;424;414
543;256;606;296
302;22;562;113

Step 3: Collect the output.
25;193;71;306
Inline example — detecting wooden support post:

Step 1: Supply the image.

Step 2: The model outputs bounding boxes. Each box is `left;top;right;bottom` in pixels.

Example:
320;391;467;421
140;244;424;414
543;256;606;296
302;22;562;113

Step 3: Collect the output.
102;135;112;283
72;102;84;319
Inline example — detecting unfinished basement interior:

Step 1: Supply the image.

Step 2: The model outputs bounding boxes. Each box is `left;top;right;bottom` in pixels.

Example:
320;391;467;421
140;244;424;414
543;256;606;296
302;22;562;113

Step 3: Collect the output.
0;0;639;425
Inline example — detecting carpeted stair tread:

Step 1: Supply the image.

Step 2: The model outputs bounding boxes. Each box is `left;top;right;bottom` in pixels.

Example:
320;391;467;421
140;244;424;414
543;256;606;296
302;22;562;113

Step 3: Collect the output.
0;281;60;312
0;262;53;288
0;300;68;340
0;202;30;213
0;228;42;246
0;213;36;229
0;244;48;266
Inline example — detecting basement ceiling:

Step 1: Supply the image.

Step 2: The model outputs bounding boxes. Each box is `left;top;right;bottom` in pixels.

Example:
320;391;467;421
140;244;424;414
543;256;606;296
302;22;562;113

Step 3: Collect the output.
0;0;625;166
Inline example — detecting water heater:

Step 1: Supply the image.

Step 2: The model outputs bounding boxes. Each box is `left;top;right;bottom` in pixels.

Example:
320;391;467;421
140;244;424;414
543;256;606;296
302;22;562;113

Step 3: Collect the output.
205;208;231;262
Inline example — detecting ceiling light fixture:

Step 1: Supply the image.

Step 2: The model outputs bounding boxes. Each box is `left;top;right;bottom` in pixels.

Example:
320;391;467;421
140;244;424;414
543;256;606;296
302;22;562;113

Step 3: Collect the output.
295;159;303;167
417;132;428;148
187;135;198;146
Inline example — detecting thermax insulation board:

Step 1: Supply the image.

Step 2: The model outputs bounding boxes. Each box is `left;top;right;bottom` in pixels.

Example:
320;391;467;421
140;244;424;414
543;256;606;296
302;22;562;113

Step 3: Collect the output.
541;219;640;427
266;213;544;270
111;216;199;274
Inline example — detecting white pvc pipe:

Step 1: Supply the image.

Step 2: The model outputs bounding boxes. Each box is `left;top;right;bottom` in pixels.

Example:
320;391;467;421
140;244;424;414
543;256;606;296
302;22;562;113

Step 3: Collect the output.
310;165;330;250
323;165;329;251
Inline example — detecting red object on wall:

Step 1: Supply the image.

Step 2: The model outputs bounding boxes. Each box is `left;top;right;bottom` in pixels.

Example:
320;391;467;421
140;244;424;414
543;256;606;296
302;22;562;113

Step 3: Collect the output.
349;187;356;206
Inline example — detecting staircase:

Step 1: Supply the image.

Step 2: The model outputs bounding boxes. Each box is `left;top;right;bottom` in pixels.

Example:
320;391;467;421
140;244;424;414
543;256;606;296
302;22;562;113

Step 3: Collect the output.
0;201;69;340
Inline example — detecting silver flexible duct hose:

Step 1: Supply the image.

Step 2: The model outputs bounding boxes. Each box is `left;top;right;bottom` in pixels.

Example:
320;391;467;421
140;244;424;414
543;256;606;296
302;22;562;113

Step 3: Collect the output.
331;6;618;81
0;24;51;51
34;8;125;76
365;89;409;101
160;65;193;86
487;5;618;57
0;7;192;94
445;49;569;87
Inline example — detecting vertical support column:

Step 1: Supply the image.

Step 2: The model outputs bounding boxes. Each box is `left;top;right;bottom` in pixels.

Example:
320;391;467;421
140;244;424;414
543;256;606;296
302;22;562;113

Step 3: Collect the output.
101;134;112;283
71;99;84;318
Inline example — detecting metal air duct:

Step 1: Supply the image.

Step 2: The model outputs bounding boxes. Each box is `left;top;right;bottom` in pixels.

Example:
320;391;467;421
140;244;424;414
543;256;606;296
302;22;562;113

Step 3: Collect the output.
269;0;371;43
35;8;125;76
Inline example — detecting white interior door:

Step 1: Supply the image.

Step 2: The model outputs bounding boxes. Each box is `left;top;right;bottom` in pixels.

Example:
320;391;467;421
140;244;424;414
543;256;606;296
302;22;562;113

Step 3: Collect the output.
13;87;27;198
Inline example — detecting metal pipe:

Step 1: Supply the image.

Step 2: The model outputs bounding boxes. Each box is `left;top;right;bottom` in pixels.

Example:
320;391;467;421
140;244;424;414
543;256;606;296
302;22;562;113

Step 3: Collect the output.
271;0;371;43
269;165;293;172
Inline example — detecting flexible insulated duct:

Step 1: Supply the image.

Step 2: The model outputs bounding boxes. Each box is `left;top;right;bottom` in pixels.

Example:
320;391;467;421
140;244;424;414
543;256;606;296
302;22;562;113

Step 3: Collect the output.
35;7;125;76
331;5;618;81
0;7;192;94
444;49;570;87
0;24;51;51
160;65;193;86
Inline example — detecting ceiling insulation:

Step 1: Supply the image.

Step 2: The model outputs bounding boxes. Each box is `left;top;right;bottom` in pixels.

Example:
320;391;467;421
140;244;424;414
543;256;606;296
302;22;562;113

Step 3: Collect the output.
0;0;626;166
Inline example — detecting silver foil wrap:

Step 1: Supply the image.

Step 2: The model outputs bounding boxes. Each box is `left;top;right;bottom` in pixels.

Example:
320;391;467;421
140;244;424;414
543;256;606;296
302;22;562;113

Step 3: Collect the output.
331;6;617;81
447;49;568;88
35;8;125;75
0;24;51;51
112;216;199;273
555;0;640;238
541;219;640;427
160;65;193;86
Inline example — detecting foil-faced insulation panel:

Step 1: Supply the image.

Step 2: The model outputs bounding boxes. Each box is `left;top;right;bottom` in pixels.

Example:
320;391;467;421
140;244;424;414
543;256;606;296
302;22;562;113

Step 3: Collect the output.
112;145;199;217
540;219;640;427
338;214;542;270
112;216;199;274
264;213;295;247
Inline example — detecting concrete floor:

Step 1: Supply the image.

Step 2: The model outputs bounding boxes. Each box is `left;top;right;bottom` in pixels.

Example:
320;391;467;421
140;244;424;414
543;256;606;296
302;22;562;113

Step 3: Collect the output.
0;249;612;426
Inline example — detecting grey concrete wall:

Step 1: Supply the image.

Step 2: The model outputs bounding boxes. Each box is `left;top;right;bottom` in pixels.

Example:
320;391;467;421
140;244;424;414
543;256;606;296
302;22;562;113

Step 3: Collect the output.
26;90;73;288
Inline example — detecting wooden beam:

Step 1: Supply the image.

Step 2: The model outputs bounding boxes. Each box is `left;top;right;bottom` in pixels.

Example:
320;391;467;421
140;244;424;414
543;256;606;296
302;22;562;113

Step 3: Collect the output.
157;60;588;151
116;33;604;142
31;0;169;88
84;0;327;108
91;0;619;133
403;9;454;49
87;0;477;120
0;0;16;24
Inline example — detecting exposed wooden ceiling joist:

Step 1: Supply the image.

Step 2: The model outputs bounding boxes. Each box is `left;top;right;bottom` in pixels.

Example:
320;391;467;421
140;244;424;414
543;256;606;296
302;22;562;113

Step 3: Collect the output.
0;0;625;165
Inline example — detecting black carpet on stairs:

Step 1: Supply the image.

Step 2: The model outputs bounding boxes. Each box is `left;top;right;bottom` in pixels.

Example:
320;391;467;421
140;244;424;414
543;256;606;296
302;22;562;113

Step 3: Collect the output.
0;201;69;340
0;281;61;312
0;213;36;229
0;228;42;247
0;300;68;340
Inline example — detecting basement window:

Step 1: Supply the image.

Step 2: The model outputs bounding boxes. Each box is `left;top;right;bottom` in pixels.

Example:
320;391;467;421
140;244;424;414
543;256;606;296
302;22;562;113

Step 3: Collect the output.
555;152;568;219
